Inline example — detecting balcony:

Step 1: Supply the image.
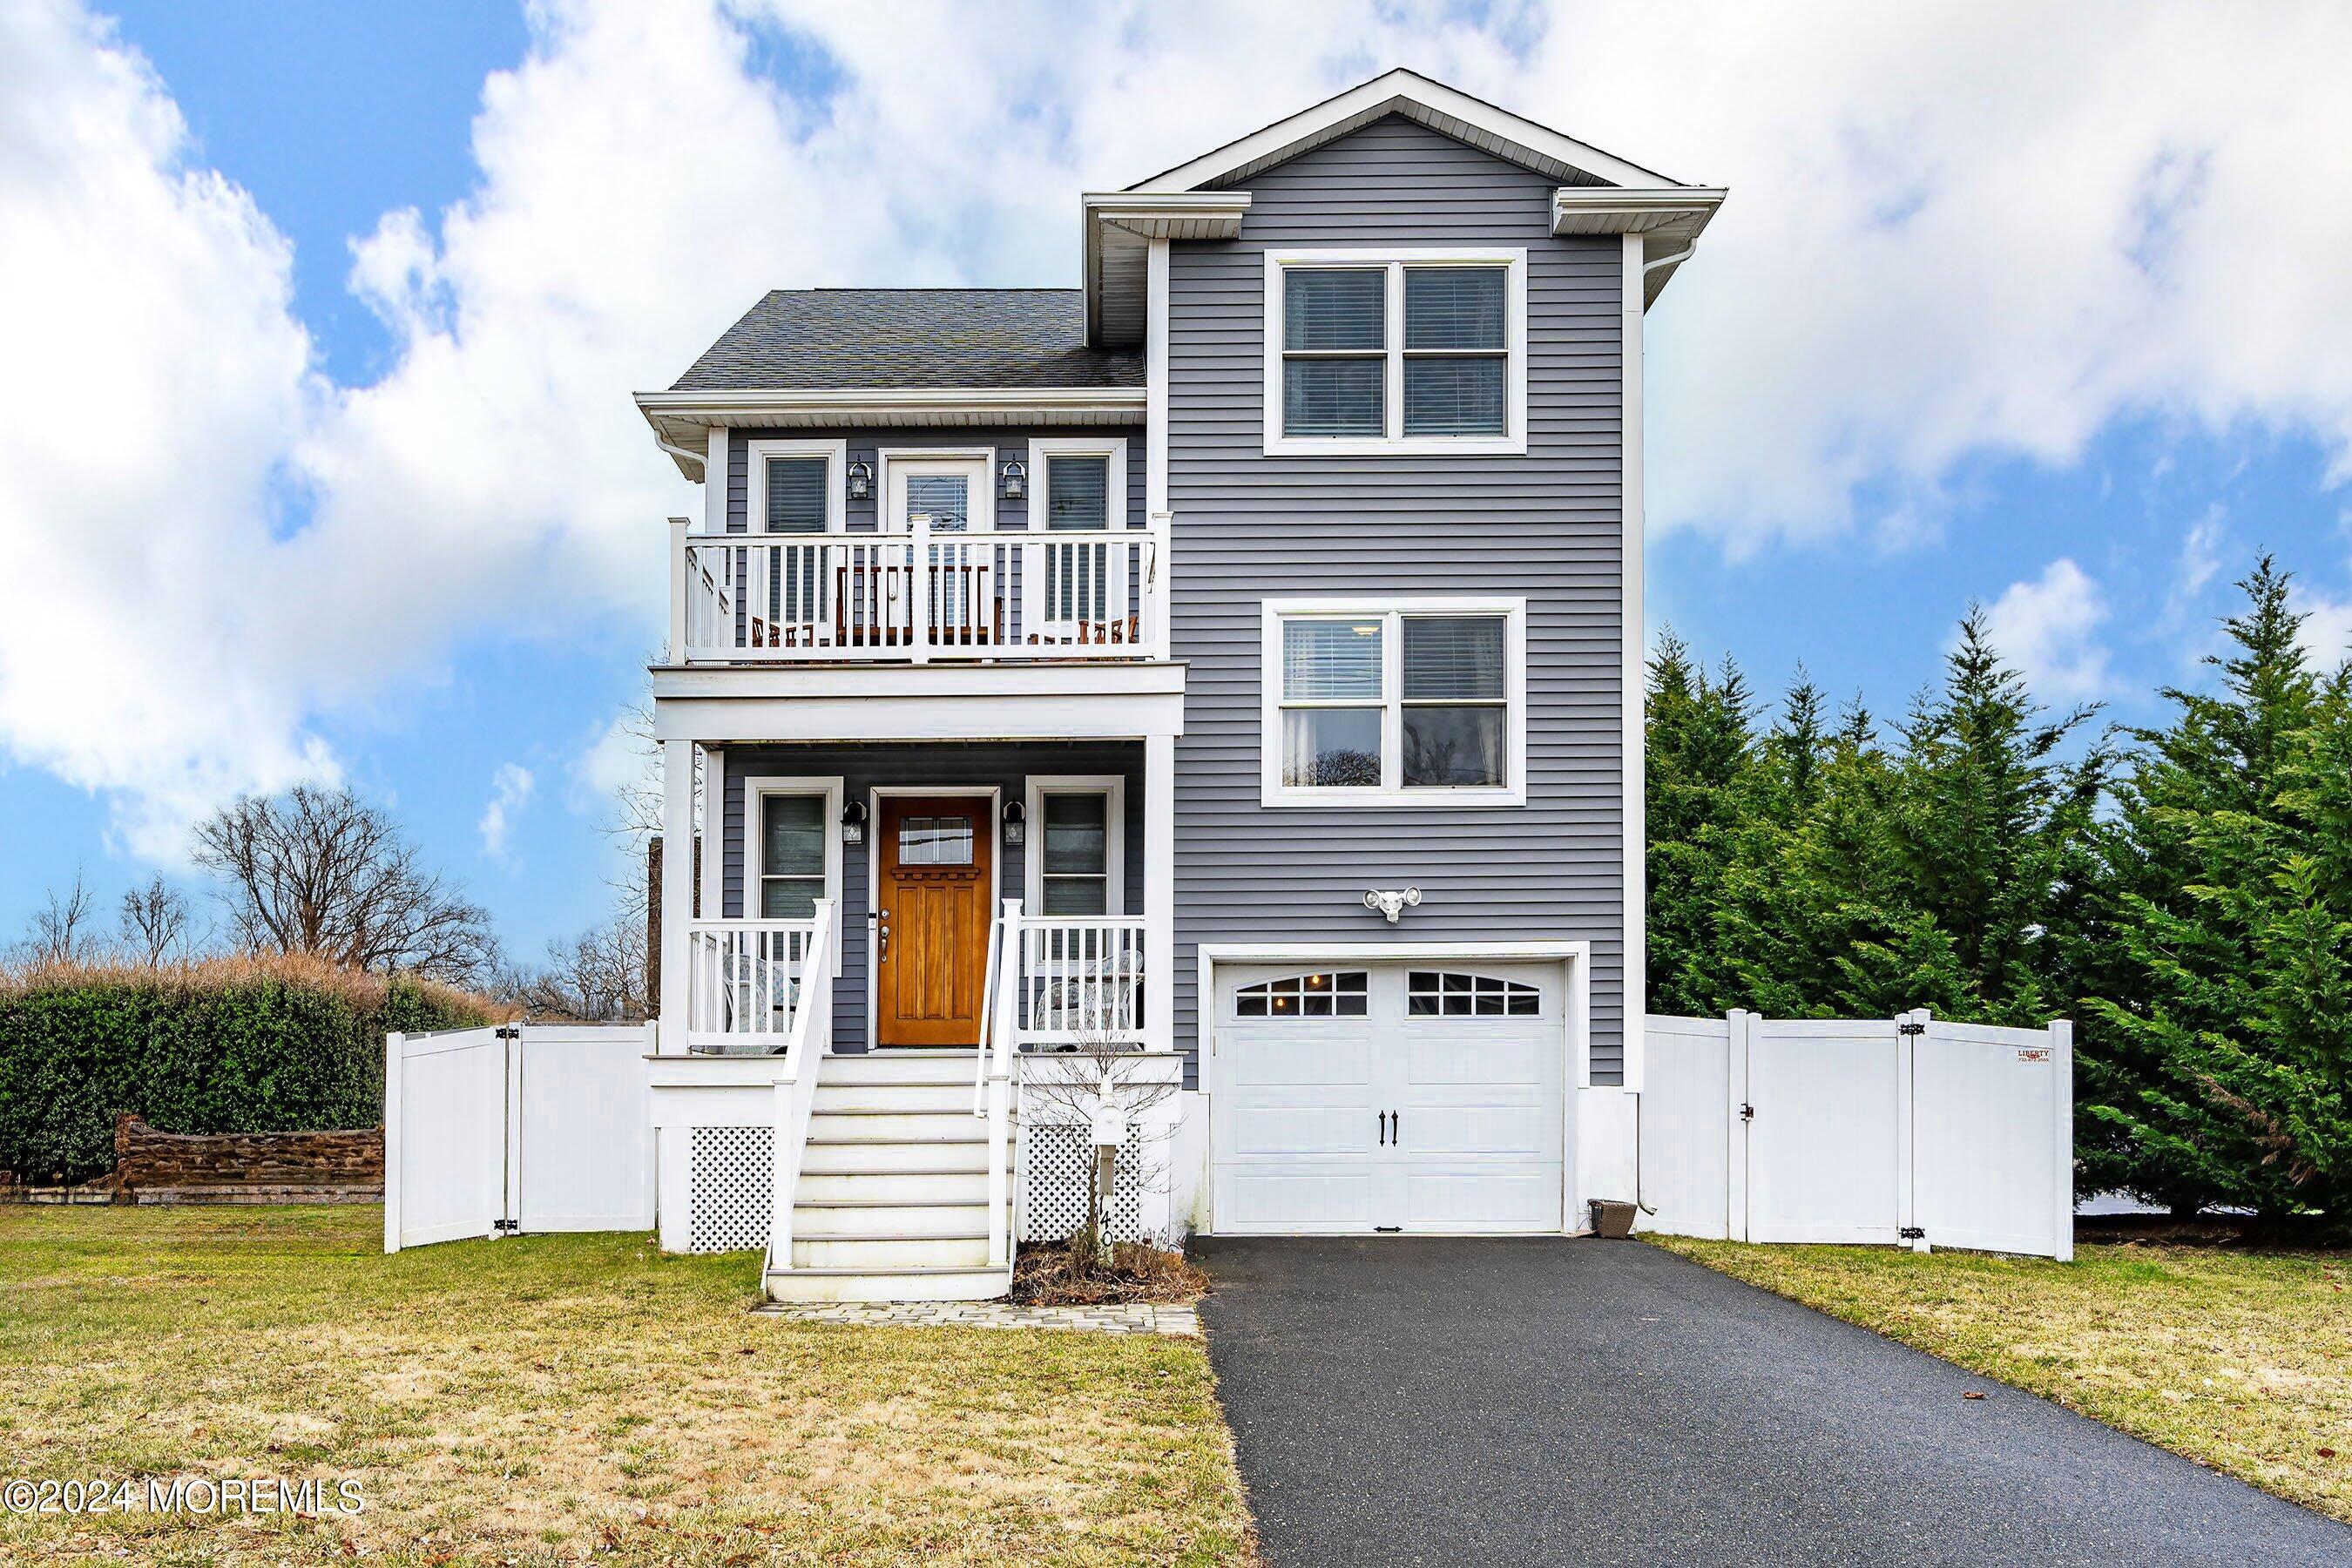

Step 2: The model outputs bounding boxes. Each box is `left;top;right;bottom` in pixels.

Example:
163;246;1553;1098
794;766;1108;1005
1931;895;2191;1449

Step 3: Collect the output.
669;518;1167;666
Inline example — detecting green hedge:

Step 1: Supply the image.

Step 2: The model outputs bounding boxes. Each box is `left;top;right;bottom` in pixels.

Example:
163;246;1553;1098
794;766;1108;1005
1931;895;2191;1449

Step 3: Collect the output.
0;958;493;1186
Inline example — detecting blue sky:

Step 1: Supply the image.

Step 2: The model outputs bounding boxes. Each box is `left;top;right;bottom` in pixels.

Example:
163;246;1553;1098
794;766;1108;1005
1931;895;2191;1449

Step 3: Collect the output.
3;2;2350;967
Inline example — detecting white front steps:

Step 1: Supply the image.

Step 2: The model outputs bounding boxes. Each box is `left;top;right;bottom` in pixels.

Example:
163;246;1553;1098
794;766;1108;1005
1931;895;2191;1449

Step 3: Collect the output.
765;1050;1011;1304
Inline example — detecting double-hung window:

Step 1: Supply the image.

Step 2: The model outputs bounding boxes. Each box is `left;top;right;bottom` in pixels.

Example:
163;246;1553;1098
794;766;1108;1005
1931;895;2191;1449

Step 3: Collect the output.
1261;599;1526;806
1265;249;1525;455
1024;775;1125;916
744;775;843;925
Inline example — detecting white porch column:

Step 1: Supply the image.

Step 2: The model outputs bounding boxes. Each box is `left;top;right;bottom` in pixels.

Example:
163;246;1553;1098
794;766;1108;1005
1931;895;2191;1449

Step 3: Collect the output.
658;738;696;1055
1144;732;1175;1054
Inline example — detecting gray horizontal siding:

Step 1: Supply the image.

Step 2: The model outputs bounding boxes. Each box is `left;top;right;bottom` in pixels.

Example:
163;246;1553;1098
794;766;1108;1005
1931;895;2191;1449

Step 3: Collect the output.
1168;113;1630;1083
718;742;1146;1051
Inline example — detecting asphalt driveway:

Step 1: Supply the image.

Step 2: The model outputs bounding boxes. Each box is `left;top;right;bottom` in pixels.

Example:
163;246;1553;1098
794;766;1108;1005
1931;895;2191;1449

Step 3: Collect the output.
1193;1236;2352;1567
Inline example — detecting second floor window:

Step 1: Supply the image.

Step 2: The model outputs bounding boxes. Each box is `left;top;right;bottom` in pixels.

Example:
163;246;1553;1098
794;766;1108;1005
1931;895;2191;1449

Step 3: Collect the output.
1267;250;1526;456
1262;599;1527;807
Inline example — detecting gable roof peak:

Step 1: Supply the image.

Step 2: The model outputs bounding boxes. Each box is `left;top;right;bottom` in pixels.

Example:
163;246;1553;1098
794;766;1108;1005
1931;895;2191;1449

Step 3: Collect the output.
1131;66;1693;194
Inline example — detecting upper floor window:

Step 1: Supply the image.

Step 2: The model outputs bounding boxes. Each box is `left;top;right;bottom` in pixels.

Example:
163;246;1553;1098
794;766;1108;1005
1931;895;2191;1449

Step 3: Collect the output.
746;439;846;534
1263;249;1527;457
1260;598;1527;808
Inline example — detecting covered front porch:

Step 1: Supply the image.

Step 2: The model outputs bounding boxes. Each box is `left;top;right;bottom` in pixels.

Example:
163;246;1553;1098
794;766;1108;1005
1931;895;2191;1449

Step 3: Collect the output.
673;739;1166;1058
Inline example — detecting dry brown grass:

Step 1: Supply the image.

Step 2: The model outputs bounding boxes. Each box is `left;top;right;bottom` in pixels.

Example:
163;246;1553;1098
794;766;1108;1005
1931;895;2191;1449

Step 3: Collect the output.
1011;1243;1212;1308
0;950;499;1019
1649;1234;2352;1524
0;1205;1254;1565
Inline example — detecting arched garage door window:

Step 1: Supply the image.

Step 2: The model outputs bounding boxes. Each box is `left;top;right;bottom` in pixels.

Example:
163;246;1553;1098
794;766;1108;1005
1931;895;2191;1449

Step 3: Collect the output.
1406;970;1541;1017
1233;971;1369;1018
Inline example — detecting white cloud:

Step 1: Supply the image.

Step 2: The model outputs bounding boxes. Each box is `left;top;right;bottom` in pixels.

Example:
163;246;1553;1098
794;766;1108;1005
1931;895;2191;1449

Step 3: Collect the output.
9;0;2352;855
2292;585;2352;672
1980;558;2112;700
478;762;535;860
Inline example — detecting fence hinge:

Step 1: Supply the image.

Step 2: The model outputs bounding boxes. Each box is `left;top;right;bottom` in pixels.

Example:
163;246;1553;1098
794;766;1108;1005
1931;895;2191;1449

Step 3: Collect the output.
495;1024;522;1041
1739;1102;1755;1121
493;1219;521;1233
1898;1226;1925;1241
1897;1022;1925;1037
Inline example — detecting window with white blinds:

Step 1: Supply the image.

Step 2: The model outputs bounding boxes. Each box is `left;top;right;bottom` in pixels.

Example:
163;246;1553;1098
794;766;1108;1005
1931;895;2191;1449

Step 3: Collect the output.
1044;455;1109;530
1264;601;1525;804
1266;251;1524;453
763;457;828;532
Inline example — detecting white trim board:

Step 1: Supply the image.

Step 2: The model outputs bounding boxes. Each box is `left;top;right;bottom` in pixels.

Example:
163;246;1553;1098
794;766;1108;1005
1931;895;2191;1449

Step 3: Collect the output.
1619;234;1646;1075
877;447;996;534
1138;68;1681;193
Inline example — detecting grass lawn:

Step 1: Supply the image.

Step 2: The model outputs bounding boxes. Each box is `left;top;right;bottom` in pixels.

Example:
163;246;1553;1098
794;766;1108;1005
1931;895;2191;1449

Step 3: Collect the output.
1647;1234;2352;1523
0;1205;1253;1565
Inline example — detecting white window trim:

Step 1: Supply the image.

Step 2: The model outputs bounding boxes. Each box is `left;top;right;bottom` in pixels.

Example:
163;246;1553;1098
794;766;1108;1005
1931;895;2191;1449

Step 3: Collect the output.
875;447;996;533
1024;774;1127;917
1261;247;1529;457
743;439;848;534
1024;437;1129;531
1260;596;1528;808
742;774;845;974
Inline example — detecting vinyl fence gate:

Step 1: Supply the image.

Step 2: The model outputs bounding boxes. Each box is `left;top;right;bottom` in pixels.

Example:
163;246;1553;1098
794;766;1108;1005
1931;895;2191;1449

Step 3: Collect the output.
1639;1010;2073;1260
383;1023;655;1253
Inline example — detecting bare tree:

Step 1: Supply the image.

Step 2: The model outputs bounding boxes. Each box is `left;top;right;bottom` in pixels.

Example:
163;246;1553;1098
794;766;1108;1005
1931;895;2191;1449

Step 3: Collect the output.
191;784;500;983
20;870;101;967
498;897;650;1022
118;875;192;967
1021;1025;1182;1273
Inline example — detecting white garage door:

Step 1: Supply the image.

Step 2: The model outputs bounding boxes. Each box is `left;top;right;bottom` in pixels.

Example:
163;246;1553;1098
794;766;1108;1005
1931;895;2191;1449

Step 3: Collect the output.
1210;962;1567;1234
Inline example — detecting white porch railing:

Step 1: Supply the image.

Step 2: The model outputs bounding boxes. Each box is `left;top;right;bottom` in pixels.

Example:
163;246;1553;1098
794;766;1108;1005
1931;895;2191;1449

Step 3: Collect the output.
686;918;818;1053
1010;912;1149;1046
671;516;1169;664
764;900;837;1278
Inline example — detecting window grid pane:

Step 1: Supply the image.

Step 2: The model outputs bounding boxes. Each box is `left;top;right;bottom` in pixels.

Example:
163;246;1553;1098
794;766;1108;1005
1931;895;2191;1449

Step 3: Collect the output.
1402;617;1506;700
1041;794;1108;875
1045;456;1108;530
1039;875;1109;916
1402;705;1506;787
1406;970;1540;1017
1284;269;1385;351
898;815;974;865
1283;618;1383;700
1281;708;1382;788
1283;357;1384;437
1404;267;1505;350
1234;971;1369;1018
764;457;829;532
1402;356;1506;436
760;794;826;876
905;474;970;531
760;875;823;920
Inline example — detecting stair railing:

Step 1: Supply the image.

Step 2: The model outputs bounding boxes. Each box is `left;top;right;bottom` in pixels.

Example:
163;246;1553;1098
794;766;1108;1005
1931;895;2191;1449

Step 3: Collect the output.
983;898;1022;1274
763;897;836;1278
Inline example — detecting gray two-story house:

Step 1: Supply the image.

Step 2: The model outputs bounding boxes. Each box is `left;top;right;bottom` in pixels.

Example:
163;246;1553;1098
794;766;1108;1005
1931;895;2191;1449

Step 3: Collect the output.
633;70;1720;1301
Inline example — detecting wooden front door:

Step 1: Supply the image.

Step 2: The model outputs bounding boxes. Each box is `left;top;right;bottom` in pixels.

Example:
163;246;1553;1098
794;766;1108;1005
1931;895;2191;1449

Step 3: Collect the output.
875;795;994;1046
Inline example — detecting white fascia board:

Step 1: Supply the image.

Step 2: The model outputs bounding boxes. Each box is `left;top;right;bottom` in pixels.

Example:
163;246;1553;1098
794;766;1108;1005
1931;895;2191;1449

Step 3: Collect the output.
652;684;1186;745
1083;192;1249;347
1551;186;1727;236
634;386;1145;431
1139;68;1682;193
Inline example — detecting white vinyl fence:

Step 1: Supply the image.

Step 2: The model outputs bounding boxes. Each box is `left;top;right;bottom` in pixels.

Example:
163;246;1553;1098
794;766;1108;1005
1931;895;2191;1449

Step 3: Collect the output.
384;1023;656;1253
1639;1010;2073;1260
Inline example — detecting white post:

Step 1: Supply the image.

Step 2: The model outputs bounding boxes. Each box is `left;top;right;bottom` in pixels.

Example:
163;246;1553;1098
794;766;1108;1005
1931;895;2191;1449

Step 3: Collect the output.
382;1032;403;1254
768;1076;794;1275
909;512;931;664
1146;511;1174;659
2051;1017;2075;1262
1619;233;1647;1091
1726;1010;1750;1243
658;739;695;1055
989;897;1023;1267
1144;733;1175;1055
667;517;691;664
1899;1008;1926;1253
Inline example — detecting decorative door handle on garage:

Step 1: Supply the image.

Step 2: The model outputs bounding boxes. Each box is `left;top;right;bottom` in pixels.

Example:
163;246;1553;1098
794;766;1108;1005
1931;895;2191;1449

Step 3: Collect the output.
1377;1111;1402;1146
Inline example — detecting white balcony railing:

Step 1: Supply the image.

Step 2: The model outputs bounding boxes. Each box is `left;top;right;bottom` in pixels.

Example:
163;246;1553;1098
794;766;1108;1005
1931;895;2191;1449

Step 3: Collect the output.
684;918;820;1053
669;517;1168;665
1009;912;1149;1047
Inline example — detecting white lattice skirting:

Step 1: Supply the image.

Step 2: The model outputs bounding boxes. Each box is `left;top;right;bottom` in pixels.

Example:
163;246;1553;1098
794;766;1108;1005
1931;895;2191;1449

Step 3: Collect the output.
687;1125;773;1253
1022;1121;1146;1244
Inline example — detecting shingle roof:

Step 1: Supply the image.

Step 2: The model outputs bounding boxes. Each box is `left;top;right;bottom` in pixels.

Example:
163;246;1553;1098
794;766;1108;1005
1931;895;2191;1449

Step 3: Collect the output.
670;288;1143;392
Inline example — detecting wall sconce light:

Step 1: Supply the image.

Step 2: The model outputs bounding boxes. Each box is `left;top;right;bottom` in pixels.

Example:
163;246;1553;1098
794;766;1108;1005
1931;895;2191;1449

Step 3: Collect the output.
998;457;1027;502
1002;799;1026;846
1363;886;1422;924
840;799;868;846
845;460;873;504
